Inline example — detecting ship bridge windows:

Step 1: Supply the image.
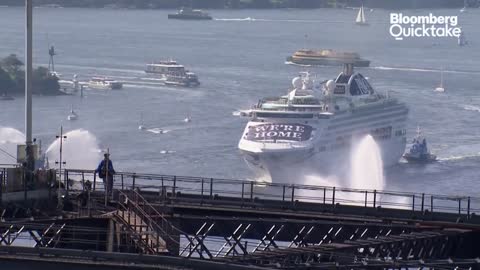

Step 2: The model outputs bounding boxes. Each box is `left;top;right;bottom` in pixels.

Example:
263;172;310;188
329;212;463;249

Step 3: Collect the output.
292;97;320;105
349;74;374;96
395;129;407;137
335;74;351;84
255;112;314;118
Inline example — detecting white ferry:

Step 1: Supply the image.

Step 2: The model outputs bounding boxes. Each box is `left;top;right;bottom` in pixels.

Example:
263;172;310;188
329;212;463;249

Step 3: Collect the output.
88;77;123;90
145;60;200;87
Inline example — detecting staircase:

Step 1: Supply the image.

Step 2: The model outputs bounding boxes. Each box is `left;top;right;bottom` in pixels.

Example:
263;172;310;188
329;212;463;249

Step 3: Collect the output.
113;190;179;255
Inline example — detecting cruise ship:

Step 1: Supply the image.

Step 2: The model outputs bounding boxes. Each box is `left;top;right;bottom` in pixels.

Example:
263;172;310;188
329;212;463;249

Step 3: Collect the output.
145;60;200;87
237;64;408;183
286;49;370;67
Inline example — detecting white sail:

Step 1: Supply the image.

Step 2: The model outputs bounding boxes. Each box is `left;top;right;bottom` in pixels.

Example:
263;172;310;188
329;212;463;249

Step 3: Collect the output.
355;5;366;24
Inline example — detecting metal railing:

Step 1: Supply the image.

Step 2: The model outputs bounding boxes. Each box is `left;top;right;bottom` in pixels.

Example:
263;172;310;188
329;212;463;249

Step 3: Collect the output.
60;169;480;219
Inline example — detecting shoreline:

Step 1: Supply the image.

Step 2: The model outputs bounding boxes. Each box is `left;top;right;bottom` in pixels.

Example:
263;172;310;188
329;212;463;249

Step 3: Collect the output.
0;0;476;10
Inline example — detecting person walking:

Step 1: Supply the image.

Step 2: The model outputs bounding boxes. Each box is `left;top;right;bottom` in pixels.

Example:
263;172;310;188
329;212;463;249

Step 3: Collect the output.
95;153;116;196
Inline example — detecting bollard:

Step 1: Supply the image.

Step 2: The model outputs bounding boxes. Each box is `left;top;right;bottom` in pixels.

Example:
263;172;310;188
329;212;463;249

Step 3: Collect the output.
373;190;377;208
282;185;286;202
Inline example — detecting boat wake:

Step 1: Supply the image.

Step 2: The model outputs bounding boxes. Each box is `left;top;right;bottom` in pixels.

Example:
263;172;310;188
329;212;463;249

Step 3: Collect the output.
214;17;258;21
215;18;344;23
284;61;312;67
437;153;480;162
372;65;480;75
146;128;171;134
160;150;176;154
463;104;480;113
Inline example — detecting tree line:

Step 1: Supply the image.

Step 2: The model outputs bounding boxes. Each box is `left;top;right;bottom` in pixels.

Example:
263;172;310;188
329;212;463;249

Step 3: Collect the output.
0;0;473;9
0;54;62;96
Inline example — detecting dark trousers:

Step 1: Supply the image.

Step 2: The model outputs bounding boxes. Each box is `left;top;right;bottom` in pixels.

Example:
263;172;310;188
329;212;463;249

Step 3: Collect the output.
102;175;114;195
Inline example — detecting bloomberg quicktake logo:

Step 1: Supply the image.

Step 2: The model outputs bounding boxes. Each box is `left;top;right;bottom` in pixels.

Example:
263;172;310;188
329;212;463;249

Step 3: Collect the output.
389;13;461;40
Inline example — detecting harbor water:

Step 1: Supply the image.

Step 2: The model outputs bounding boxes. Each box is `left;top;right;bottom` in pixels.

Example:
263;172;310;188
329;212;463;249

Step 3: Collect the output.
0;7;479;197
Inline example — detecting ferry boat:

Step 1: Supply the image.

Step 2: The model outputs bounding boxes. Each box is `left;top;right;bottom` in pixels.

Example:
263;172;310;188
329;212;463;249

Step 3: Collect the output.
403;127;436;163
168;7;212;20
286;49;370;67
237;64;408;183
88;77;123;90
145;61;200;87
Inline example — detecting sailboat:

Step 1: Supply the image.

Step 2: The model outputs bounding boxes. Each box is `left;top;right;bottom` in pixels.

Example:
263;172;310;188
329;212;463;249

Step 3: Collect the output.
458;29;468;46
460;0;467;12
138;112;146;130
355;5;368;26
67;106;78;121
434;70;445;93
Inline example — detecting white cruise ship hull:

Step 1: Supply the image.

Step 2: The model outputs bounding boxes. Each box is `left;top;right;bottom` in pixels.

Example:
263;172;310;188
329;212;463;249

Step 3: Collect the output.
239;102;408;184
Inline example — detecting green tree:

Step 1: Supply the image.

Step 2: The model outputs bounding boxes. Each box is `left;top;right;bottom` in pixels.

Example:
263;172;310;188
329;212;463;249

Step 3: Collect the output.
0;67;15;95
1;54;24;79
32;67;61;95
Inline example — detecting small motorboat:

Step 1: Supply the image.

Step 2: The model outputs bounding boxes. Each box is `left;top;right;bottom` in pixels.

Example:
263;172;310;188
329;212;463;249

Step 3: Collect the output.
403;127;437;163
88;77;123;90
67;107;78;121
0;94;14;101
168;7;212;20
434;70;445;92
138;113;146;130
183;116;191;123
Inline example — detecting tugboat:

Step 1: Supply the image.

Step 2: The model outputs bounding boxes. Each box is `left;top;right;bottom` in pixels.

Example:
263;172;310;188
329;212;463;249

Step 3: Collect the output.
168;7;212;20
403;127;437;163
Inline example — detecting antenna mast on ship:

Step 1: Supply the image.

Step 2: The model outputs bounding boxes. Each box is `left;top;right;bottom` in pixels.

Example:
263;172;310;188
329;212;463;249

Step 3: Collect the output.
48;44;56;73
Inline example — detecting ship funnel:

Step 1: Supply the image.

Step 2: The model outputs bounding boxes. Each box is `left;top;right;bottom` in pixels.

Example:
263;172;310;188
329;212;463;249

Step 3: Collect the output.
343;63;354;76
